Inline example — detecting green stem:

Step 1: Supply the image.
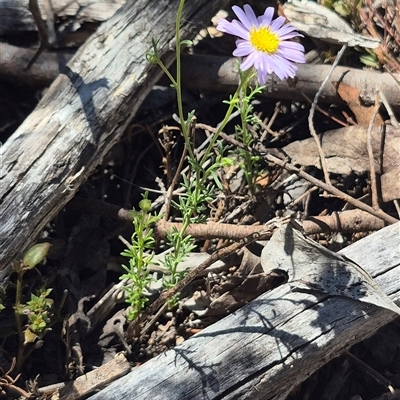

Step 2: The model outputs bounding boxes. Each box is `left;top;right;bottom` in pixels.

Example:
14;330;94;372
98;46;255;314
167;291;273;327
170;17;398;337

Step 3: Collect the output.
156;61;177;88
239;88;256;194
161;8;255;286
199;68;254;181
13;269;25;376
175;0;186;135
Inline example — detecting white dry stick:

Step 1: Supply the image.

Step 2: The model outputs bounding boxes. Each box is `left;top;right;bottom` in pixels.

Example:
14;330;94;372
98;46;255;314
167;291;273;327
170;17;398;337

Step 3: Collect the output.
379;89;400;128
394;200;400;218
62;166;85;193
308;45;347;186
366;91;382;210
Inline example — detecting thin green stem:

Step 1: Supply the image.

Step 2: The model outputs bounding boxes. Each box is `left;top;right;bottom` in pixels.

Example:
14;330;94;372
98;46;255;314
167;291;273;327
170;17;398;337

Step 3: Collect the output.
175;0;186;135
156;4;256;290
238;87;256;194
156;62;177;88
14;269;25;376
199;68;254;182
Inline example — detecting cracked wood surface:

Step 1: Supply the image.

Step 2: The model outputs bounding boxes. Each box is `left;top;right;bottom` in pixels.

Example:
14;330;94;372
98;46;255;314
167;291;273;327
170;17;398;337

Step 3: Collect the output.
88;222;400;400
0;0;230;283
0;0;126;34
178;54;400;113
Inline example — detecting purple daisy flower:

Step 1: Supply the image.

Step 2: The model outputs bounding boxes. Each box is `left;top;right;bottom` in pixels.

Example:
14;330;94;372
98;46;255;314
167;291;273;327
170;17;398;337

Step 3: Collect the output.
217;5;306;84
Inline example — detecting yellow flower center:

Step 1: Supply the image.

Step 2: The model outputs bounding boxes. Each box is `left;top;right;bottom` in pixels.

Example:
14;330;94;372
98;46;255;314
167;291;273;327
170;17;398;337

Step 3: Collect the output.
249;26;280;54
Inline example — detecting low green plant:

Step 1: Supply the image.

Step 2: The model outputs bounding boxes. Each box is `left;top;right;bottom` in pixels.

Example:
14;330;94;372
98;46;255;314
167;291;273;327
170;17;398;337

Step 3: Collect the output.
231;69;266;195
17;287;54;342
120;194;160;321
5;242;65;375
145;4;265;291
122;0;305;317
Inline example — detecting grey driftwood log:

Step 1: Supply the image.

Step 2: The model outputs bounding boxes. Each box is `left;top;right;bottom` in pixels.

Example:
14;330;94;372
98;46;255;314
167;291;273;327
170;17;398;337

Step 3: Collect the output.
87;222;400;400
2;46;400;115
178;55;400;113
0;0;230;284
0;0;126;35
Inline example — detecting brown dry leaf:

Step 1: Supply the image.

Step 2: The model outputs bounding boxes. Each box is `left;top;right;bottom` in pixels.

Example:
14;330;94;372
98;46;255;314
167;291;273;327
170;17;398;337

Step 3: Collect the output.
336;81;384;127
282;125;400;201
204;272;284;317
381;167;400;202
200;248;285;318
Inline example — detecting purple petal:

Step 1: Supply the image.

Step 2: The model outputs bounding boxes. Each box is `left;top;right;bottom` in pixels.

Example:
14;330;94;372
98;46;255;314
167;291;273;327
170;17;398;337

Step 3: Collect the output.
278;31;304;40
257;68;268;85
217;19;249;40
255;53;274;77
232;5;253;30
216;19;231;33
241;52;258;70
230;20;251;39
279;41;305;53
243;4;258;27
258;7;275;27
270;16;286;32
278;44;306;63
265;56;286;80
233;41;255;56
275;24;301;37
272;55;298;78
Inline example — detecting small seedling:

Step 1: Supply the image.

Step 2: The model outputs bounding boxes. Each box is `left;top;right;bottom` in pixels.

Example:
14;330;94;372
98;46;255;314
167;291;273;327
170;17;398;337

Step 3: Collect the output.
120;194;160;321
1;242;66;376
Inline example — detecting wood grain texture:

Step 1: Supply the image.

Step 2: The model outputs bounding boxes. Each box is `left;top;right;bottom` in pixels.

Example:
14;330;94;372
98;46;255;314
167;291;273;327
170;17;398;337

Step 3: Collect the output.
0;0;126;34
87;222;400;400
2;48;399;115
178;54;400;113
0;0;230;282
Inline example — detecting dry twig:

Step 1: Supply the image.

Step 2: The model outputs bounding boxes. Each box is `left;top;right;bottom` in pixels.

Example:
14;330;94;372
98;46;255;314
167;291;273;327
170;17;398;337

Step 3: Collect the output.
27;0;56;70
366;92;383;210
265;153;398;224
308;45;347;186
126;220;281;341
154;209;387;240
194;122;397;224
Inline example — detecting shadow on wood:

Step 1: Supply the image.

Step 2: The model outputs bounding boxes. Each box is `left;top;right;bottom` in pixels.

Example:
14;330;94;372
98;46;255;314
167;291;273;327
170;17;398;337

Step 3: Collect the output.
0;0;230;285
87;223;400;400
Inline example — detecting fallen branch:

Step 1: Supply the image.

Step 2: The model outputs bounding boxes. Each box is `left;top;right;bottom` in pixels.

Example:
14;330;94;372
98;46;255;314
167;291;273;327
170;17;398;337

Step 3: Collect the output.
0;0;126;35
194;123;399;225
86;222;400;400
154;209;387;240
1;47;400;115
178;54;400;113
0;0;231;285
264;153;398;224
68;197;388;239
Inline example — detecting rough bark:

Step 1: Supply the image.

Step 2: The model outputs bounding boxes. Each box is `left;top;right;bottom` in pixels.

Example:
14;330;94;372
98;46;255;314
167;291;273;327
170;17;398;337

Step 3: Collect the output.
2;47;400;115
0;0;126;34
87;222;400;400
0;0;230;283
0;42;72;87
178;54;400;113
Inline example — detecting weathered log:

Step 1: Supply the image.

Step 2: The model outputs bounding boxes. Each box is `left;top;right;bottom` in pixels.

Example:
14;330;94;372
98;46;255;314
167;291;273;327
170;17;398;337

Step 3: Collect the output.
87;222;400;400
0;0;126;35
0;42;72;86
0;0;230;284
178;54;400;113
2;45;400;115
